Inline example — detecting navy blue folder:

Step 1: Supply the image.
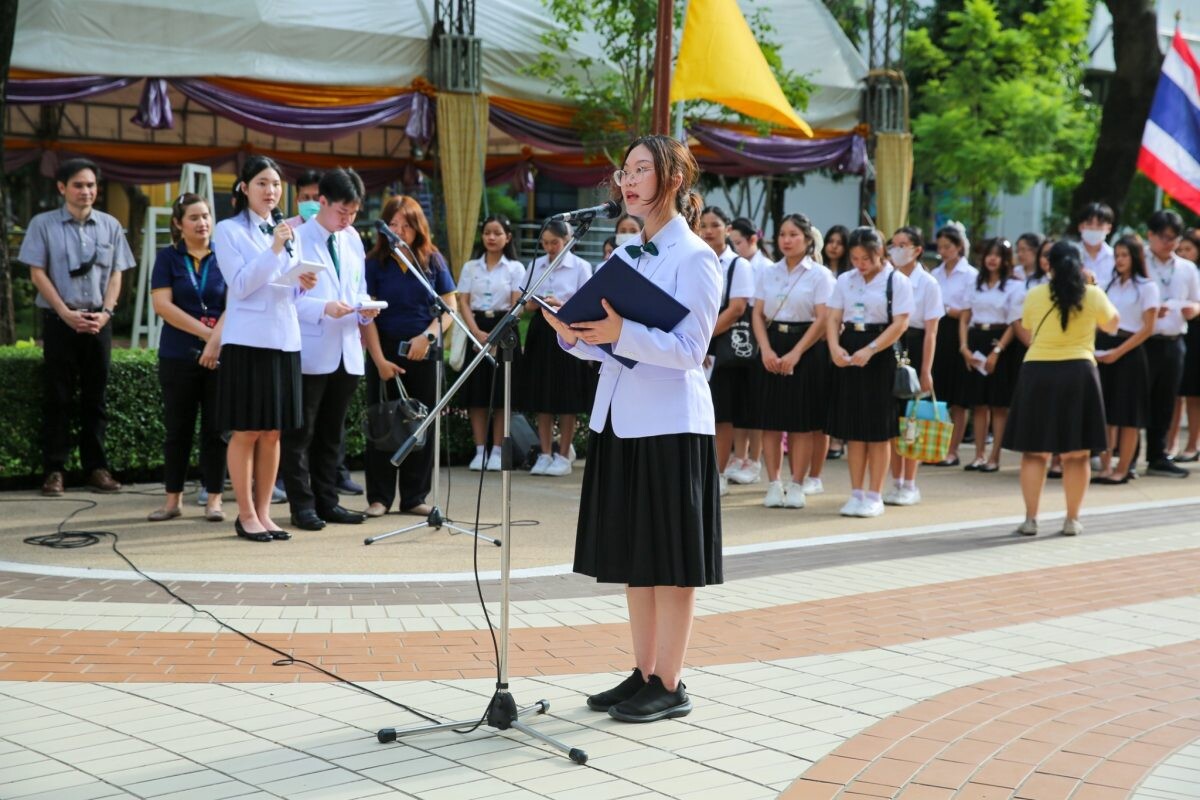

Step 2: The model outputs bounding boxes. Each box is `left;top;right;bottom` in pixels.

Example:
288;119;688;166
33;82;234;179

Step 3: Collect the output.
548;254;689;369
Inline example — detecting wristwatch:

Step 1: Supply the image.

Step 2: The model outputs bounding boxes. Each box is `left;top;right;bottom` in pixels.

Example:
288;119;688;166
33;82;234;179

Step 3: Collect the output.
102;307;115;316
424;332;437;343
992;345;1002;354
868;340;878;350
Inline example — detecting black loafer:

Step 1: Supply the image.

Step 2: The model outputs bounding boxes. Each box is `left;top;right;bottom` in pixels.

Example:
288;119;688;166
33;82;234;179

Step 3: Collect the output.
586;668;646;711
320;505;366;525
235;519;271;543
268;528;292;540
608;674;692;723
291;510;326;531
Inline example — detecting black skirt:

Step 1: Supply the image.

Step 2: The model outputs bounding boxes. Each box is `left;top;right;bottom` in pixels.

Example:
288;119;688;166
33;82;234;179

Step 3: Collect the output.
1003;359;1108;454
932;319;971;407
519;312;597;414
753;323;829;432
902;326;930;375
962;327;1017;408
462;311;522;409
826;328;897;442
1181;323;1200;397
575;422;722;588
1097;332;1150;428
217;344;303;432
709;365;751;427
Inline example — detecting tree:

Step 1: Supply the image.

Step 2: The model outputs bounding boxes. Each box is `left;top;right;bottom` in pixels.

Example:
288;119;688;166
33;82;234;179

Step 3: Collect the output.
0;0;18;345
1069;0;1161;226
905;0;1097;238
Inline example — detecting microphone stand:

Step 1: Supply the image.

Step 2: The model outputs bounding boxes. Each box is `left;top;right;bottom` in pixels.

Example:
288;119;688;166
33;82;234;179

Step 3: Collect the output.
364;240;499;547
374;215;599;765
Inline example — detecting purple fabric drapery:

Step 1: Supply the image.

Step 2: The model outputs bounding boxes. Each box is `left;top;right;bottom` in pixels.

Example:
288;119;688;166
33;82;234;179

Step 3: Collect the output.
405;92;434;149
131;79;173;130
690;123;867;176
171;79;416;142
488;105;583;154
6;75;136;104
3;147;42;173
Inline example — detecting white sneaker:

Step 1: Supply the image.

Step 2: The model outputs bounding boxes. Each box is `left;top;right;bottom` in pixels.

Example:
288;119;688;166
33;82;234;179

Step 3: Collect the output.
568;445;577;462
893;487;921;506
1061;518;1083;536
469;452;485;471
801;477;824;495
544;453;573;476
763;481;785;508
719;474;729;497
839;497;864;516
724;457;746;480
197;487;209;506
783;482;806;508
882;486;902;505
858;499;885;517
485;450;502;471
530;453;553;475
731;459;762;485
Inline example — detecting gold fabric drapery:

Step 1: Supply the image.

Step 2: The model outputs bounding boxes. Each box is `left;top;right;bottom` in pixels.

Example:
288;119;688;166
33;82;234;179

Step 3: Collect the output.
436;93;489;278
875;132;913;239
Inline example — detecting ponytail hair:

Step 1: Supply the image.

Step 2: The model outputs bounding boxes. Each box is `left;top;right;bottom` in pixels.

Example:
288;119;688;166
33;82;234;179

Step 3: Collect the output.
170;192;209;245
232;155;283;216
1047;240;1086;331
612;134;703;231
780;213;817;257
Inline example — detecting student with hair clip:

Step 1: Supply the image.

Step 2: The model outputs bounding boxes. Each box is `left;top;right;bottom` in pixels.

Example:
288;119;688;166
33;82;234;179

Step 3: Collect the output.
1167;228;1200;462
698;205;756;493
147;193;227;523
362;196;457;517
822;225;850;274
885;225;942;505
751;213;835;508
520;219;595;477
1014;232;1045;283
728;216;772;480
929;223;977;467
826;226;914;518
958;238;1023;472
211;155;319;542
542;134;721;724
1004;241;1119;536
1094;235;1159;484
458;214;526;471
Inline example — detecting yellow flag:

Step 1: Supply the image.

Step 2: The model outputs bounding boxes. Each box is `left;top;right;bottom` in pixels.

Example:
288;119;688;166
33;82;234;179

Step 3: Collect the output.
669;0;813;135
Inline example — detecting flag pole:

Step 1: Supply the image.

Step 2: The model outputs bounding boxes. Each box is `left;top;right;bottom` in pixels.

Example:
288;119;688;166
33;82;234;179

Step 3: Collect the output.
652;0;674;135
673;0;689;141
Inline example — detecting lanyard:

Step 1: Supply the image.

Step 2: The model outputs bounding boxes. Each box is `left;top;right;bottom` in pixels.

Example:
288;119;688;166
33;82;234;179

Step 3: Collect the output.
183;253;212;313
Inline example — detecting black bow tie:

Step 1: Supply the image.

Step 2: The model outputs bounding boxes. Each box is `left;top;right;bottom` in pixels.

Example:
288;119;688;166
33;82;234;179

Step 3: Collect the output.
259;222;274;235
624;242;659;259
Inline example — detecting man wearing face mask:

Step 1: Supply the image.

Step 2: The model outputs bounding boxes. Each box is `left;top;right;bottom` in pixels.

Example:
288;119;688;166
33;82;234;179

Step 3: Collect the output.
1078;202;1115;287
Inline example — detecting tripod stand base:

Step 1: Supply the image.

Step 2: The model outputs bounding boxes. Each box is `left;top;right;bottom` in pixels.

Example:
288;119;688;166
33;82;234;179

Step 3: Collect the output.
363;505;501;546
376;690;588;765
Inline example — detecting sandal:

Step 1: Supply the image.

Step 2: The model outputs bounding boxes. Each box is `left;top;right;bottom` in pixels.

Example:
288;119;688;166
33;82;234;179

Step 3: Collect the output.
147;507;182;522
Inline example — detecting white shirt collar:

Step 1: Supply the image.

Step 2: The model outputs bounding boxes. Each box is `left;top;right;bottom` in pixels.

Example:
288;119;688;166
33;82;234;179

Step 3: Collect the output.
641;213;688;252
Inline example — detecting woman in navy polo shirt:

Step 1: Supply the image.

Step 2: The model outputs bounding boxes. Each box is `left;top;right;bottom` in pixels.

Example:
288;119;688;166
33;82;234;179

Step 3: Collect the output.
148;193;227;523
362;196;457;517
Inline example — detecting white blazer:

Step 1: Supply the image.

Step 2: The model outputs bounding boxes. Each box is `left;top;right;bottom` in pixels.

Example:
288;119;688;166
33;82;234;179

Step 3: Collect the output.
211;212;302;352
562;214;721;437
292;218;371;376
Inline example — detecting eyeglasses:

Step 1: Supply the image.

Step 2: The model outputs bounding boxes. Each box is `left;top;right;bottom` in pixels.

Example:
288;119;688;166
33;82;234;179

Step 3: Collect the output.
612;166;654;185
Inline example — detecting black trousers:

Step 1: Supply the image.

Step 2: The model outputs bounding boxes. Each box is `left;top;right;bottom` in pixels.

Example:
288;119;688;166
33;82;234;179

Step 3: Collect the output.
280;362;361;515
41;311;112;474
1145;336;1185;462
365;338;438;512
158;357;226;493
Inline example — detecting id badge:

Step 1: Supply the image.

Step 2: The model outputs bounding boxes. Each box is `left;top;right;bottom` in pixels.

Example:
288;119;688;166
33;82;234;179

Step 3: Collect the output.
483;290;494;308
851;303;867;324
199;315;217;329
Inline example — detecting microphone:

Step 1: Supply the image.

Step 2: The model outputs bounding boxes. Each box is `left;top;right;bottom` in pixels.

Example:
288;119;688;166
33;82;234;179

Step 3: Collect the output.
548;200;621;223
374;218;402;247
270;208;294;256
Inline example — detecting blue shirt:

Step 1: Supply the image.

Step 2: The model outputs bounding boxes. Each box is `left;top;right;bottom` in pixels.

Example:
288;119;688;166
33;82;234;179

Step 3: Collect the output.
151;242;227;361
366;250;456;340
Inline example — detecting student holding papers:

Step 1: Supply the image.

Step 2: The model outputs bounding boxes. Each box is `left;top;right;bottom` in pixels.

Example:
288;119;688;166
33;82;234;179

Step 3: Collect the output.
541;135;722;724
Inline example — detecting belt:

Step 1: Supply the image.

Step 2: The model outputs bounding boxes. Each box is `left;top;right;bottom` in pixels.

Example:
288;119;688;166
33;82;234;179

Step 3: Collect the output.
971;323;1005;331
1150;334;1182;341
475;310;499;319
770;321;811;333
1105;330;1133;340
849;323;887;333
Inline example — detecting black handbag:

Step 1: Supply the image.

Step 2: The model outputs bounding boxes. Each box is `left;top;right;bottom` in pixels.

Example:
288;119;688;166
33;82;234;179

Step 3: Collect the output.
886;270;922;400
364;377;429;453
710;256;759;367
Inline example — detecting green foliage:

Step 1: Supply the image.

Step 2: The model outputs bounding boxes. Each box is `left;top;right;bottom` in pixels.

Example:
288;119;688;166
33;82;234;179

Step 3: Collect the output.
482;186;525;225
905;0;1098;238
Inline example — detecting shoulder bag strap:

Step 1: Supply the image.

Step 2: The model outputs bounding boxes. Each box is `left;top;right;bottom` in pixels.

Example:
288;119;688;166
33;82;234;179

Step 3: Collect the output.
721;257;736;310
1032;306;1055;341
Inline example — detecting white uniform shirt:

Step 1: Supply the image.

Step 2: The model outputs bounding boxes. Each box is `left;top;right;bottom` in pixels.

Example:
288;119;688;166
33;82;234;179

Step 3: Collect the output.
931;260;979;311
828;265;915;323
524;252;592;304
292;217;371;376
755;257;835;322
211;211;301;352
715;245;756;303
1083;242;1115;287
1148;252;1200;336
1105;276;1161;335
905;266;945;330
1025;273;1049;289
746;249;772;307
967;278;1024;325
458;255;525;312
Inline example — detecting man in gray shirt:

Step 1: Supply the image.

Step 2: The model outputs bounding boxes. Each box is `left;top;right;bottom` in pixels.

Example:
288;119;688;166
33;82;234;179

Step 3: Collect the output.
18;158;135;496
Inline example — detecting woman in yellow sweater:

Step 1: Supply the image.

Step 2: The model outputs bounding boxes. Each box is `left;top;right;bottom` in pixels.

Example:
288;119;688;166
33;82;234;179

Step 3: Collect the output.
1003;241;1119;537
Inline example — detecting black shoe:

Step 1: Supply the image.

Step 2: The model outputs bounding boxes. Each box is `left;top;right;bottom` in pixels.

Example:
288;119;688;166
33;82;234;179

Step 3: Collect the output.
320;505;366;525
291;510;327;530
268;528;292;541
1047;468;1063;479
586;668;647;711
608;674;692;723
336;476;365;495
1147;460;1190;478
235;519;272;543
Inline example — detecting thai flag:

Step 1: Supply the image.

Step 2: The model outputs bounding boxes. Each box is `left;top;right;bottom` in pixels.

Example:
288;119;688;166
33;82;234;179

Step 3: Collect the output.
1139;30;1200;214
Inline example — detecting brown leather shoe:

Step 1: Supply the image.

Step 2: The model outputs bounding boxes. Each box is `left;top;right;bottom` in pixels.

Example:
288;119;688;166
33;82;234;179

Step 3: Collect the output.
87;468;121;493
41;471;65;496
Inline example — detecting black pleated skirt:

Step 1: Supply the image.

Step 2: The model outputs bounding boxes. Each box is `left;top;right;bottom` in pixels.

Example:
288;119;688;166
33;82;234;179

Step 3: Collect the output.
932;319;970;407
902;326;930;375
1180;323;1200;397
826;328;897;442
1003;359;1108;454
217;344;302;432
519;313;597;414
575;422;722;588
709;365;751;426
1097;332;1150;428
462;311;522;409
753;323;829;432
962;327;1017;408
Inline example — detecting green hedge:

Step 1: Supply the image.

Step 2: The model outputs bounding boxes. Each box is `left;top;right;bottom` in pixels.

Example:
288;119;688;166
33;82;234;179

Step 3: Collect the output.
0;344;589;482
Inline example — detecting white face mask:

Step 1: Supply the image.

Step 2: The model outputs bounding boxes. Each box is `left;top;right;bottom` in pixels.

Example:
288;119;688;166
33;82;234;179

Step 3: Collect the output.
615;232;638;247
888;246;913;267
1080;229;1108;247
